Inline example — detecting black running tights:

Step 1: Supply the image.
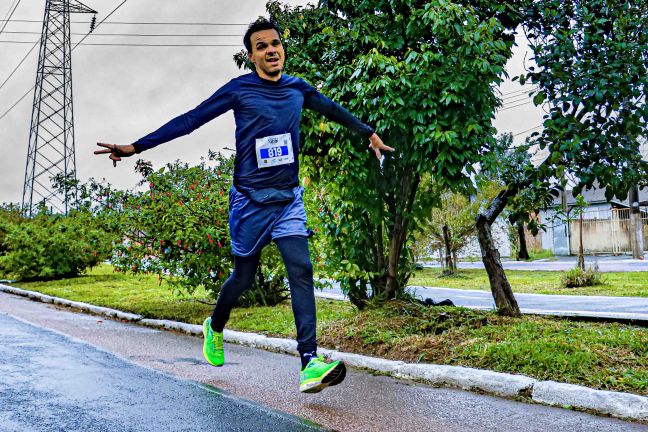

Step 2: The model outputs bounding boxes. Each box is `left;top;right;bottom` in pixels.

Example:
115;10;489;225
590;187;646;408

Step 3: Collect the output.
210;235;316;355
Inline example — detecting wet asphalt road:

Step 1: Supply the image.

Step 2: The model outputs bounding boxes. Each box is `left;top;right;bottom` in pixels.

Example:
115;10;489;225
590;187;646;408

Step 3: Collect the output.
422;255;648;272
407;286;648;320
0;313;320;432
317;284;648;321
1;292;646;432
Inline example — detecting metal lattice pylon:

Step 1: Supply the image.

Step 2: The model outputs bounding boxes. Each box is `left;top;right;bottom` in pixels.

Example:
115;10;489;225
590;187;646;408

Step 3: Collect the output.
22;0;96;216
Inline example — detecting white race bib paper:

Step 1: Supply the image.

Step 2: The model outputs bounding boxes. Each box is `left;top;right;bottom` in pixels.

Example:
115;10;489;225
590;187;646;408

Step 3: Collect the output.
255;133;294;168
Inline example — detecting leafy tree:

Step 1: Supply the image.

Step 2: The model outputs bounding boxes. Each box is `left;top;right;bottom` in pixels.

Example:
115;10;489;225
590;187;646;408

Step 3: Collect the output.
240;0;523;307
475;133;556;315
523;0;648;199
476;0;648;315
414;185;499;274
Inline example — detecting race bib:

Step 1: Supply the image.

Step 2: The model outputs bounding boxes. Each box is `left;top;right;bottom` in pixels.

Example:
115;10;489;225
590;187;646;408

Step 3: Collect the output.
255;133;294;169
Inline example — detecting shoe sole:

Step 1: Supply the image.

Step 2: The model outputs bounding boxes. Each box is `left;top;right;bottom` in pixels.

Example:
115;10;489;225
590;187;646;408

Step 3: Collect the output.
300;361;346;393
203;320;224;367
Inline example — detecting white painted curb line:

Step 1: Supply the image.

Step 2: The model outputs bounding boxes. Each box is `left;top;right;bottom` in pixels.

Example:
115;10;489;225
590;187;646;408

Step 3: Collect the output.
1;283;646;422
0;285;142;321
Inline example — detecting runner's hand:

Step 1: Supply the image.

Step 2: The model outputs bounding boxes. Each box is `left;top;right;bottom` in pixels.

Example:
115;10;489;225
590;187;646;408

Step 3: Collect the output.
368;133;394;159
94;143;136;167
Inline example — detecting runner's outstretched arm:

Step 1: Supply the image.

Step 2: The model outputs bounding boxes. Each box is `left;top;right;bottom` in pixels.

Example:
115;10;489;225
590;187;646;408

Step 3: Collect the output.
95;81;237;167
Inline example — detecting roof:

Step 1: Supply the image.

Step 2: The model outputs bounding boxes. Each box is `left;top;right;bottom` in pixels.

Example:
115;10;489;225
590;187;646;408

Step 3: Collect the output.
550;185;648;208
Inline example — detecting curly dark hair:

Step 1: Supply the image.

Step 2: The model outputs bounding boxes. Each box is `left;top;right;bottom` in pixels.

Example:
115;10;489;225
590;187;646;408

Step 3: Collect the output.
244;17;282;53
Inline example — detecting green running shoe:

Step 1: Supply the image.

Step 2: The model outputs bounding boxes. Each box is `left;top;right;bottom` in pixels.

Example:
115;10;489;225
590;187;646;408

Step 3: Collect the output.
299;355;346;393
202;317;224;367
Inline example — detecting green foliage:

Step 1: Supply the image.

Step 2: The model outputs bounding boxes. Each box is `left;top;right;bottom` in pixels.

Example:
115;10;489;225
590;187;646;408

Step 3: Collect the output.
105;152;295;306
111;153;234;297
480;133;555;234
0;204;22;257
0;210;115;281
244;0;522;306
527;249;554;260
561;266;603;288
522;0;648;198
320;300;648;394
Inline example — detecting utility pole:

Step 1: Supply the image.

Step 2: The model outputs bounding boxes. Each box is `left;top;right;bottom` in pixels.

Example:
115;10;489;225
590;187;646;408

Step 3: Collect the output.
22;0;96;216
629;186;644;259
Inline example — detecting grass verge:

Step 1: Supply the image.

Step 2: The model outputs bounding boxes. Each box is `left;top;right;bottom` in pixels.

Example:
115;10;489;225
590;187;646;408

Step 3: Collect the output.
11;265;648;396
410;268;648;297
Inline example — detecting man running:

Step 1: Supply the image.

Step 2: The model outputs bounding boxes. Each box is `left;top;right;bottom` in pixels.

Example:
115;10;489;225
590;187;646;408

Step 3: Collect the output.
95;17;393;393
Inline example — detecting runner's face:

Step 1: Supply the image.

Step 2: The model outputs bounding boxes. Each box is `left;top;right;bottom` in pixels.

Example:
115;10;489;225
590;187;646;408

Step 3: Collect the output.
248;29;284;81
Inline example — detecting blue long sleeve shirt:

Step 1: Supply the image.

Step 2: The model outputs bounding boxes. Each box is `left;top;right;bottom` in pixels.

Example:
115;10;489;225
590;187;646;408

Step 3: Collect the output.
133;72;374;189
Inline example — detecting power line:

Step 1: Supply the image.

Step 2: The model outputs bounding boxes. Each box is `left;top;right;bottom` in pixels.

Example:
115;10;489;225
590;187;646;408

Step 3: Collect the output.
2;30;244;36
498;85;538;97
0;86;31;121
513;125;543;137
0;0;130;121
71;0;128;48
1;0;18;16
0;0;21;36
501;94;535;105
498;100;535;111
0;18;248;26
1;0;20;24
0;40;241;47
0;41;38;92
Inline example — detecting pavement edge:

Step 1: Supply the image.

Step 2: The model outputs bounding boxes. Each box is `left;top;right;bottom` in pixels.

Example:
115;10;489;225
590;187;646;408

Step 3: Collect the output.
1;283;646;422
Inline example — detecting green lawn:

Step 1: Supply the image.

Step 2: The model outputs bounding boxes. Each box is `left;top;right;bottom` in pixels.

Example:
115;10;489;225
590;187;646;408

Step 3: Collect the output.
410;268;648;297
10;264;648;396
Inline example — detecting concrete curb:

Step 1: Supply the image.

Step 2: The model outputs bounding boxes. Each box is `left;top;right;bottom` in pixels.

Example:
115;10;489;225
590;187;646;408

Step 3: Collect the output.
532;381;648;421
1;283;646;422
0;285;142;321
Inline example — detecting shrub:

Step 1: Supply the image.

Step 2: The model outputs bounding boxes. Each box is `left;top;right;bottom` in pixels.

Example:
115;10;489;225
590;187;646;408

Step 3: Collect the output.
0;210;116;281
560;266;603;288
110;153;304;307
0;204;23;257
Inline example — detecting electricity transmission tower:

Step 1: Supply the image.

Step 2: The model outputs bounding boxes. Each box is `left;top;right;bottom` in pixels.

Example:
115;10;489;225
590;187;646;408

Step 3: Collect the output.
22;0;96;216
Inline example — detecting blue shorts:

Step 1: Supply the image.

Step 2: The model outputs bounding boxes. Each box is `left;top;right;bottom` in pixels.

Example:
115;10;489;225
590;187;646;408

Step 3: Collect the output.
228;185;309;257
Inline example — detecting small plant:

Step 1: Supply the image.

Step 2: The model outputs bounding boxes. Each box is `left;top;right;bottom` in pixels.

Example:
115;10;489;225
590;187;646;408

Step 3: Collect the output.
560;266;603;288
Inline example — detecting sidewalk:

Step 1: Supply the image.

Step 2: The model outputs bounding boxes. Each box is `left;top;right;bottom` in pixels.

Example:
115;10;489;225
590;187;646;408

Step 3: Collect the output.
317;284;648;323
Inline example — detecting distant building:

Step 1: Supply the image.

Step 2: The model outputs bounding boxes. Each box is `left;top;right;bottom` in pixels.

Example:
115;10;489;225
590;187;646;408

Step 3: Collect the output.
538;186;648;255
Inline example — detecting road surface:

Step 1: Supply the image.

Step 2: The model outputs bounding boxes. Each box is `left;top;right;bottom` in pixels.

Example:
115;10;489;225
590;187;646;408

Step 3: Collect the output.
422;255;648;272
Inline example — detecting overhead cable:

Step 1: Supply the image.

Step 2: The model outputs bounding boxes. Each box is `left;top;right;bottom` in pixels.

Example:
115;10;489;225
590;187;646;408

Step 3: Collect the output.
0;0;130;121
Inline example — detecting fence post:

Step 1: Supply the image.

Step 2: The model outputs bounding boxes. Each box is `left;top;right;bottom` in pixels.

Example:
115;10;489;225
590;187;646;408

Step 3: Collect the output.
629;187;644;259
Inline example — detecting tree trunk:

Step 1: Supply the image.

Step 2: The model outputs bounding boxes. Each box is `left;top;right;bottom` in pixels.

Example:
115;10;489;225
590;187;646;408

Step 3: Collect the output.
384;171;420;298
578;208;585;270
517;222;530;260
476;190;521;317
347;278;368;310
438;247;445;272
452;250;458;272
442;224;454;274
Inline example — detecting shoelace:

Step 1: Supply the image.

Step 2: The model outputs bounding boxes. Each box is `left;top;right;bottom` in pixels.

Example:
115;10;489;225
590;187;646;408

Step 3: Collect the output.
212;332;223;346
307;356;326;368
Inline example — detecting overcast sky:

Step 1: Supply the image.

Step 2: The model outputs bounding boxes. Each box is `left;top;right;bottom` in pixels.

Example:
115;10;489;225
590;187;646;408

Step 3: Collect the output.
0;0;544;205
